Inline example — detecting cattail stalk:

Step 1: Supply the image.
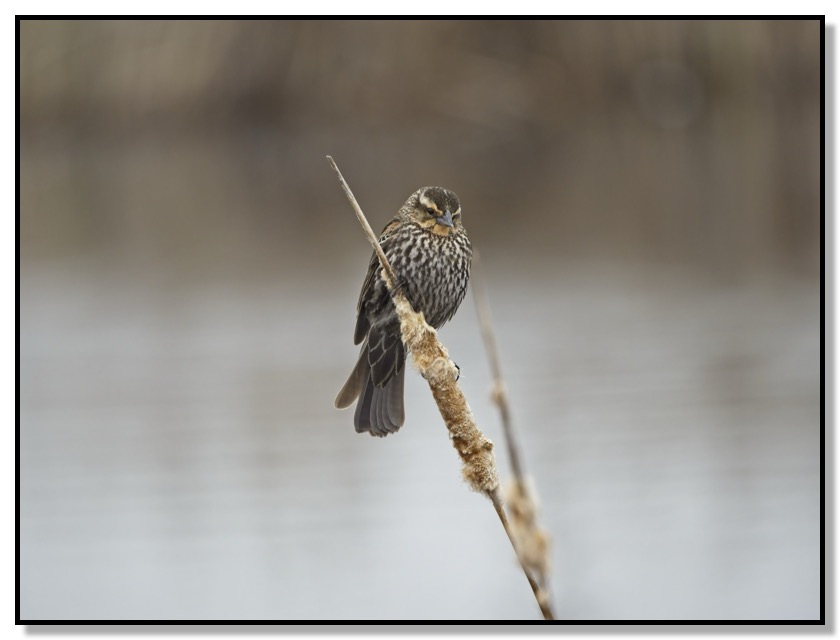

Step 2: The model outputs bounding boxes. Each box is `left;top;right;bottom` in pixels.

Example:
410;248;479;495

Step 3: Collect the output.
327;156;554;620
472;249;552;593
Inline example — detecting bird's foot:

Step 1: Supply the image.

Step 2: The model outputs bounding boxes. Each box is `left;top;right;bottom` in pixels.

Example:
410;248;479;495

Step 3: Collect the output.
390;276;409;299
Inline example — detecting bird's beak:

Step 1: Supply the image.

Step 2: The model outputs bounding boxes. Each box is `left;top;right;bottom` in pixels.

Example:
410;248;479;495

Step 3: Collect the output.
436;209;454;228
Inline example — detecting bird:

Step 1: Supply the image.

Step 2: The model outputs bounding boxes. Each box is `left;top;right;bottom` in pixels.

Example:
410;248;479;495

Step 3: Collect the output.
335;186;472;437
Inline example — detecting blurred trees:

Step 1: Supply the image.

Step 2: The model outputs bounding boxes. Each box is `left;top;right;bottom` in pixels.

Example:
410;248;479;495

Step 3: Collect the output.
19;20;821;278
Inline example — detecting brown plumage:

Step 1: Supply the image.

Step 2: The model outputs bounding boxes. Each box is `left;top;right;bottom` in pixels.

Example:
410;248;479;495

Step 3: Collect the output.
335;186;472;437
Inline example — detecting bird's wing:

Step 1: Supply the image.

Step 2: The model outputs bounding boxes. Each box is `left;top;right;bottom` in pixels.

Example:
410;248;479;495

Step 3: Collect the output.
353;217;401;345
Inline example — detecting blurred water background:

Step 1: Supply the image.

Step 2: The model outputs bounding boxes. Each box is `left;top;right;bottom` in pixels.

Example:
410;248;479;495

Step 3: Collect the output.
19;20;821;620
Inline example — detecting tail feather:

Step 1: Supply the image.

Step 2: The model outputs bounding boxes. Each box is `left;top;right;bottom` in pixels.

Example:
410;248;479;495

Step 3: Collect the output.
374;385;392;435
337;341;406;437
335;344;369;409
357;367;405;436
385;367;405;427
354;369;376;431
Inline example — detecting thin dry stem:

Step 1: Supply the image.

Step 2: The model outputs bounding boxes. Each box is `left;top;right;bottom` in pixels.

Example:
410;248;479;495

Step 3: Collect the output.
326;156;397;288
489;488;555;621
471;250;554;599
329;156;554;620
471;249;524;480
506;478;551;589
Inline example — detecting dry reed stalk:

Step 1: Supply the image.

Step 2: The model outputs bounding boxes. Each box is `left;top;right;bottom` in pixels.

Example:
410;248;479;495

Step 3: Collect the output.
472;250;552;592
327;156;555;620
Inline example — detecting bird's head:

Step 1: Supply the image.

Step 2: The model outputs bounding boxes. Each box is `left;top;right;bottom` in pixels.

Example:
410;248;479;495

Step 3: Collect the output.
405;186;463;237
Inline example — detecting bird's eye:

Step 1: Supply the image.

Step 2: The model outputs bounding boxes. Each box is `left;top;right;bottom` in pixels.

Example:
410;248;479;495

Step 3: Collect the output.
425;207;436;216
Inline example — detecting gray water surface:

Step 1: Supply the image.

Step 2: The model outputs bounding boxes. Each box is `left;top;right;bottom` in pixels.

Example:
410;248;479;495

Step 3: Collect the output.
19;266;820;620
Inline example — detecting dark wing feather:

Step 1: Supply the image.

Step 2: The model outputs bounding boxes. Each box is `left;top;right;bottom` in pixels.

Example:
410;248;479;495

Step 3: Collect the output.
367;323;404;387
352;253;377;345
346;215;408;437
353;217;401;345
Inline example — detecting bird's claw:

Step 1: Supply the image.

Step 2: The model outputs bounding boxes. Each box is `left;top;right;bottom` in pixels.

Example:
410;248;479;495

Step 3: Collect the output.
390;276;408;299
453;362;461;381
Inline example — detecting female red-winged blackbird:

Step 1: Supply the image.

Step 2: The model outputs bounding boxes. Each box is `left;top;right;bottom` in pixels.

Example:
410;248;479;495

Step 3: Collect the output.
335;186;472;437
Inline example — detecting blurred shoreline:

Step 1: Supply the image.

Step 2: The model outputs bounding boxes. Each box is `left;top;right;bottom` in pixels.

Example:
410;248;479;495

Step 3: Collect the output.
21;125;820;284
21;20;820;283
